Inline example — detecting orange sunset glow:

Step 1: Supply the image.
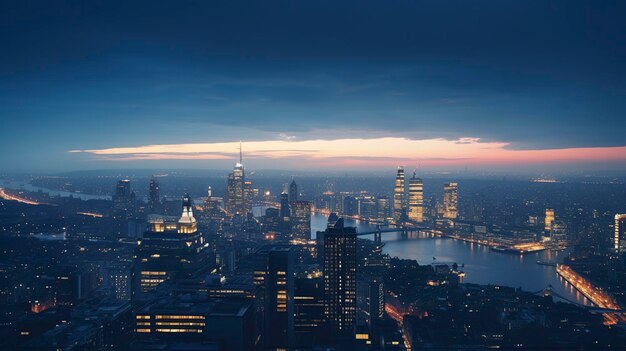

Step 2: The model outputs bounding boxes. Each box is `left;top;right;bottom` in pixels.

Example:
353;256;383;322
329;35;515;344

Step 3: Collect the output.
70;137;626;168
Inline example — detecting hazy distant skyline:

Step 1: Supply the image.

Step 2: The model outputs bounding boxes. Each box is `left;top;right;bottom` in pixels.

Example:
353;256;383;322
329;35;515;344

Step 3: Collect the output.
1;1;625;172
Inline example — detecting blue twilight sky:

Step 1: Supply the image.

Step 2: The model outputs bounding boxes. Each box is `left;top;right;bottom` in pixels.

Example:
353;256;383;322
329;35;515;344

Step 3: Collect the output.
1;0;625;172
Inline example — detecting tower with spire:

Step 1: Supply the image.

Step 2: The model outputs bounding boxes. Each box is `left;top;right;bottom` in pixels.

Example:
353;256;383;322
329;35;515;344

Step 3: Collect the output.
226;141;248;216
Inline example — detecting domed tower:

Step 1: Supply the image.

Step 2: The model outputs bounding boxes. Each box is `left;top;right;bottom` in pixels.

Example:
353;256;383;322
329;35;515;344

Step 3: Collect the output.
178;193;197;233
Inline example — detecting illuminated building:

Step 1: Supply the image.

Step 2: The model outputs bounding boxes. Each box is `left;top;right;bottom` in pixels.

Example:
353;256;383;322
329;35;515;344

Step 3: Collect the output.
148;176;161;214
290;201;312;240
294;277;326;345
105;264;132;301
226;162;246;216
393;167;405;222
359;198;377;220
134;296;255;350
545;208;555;231
327;213;339;229
356;278;385;340
550;220;568;245
265;247;295;349
112;179;136;219
614;214;626;253
376;196;390;221
343;195;358;216
279;191;291;238
289;179;298;202
204;186;220;211
322;218;357;339
263;207;280;233
408;172;424;223
135;194;210;296
443;182;458;219
263;188;272;203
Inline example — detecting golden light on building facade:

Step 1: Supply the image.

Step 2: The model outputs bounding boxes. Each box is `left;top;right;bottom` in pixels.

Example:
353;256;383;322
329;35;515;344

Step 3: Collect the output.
443;182;458;220
408;171;424;223
545;208;555;231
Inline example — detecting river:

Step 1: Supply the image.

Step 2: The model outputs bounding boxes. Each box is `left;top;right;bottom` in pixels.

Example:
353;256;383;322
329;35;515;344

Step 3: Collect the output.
311;213;591;306
0;179;111;201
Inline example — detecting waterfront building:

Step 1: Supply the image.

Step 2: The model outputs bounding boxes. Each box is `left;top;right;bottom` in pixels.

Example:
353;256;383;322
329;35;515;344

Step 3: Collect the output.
408;172;424;223
342;195;358;216
359;199;377;221
443;182;458;220
376;196;391;222
393;167;405;222
322;218;357;339
545;208;555;231
290;201;312;240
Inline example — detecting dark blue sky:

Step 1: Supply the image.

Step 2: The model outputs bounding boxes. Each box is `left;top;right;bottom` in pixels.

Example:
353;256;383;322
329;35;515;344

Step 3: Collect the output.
1;0;625;171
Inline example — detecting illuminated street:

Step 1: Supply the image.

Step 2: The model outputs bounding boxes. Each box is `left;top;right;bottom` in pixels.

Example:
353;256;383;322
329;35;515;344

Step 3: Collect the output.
0;188;46;205
557;264;625;325
385;303;412;350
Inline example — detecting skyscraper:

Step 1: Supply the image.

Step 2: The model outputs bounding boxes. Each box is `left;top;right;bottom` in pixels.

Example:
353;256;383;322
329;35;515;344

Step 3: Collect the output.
545;208;555;231
279;191;291;240
294;277;326;344
265;247;295;349
290;201;312;241
289;179;298;202
135;194;210;296
393;166;405;223
408;171;424;223
443;182;458;220
112;179;136;219
376;196;390;222
322;218;357;339
614;214;626;253
226;162;246;215
148;176;161;214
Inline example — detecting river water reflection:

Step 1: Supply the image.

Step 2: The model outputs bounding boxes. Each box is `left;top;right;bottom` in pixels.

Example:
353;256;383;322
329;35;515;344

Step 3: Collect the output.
311;213;591;306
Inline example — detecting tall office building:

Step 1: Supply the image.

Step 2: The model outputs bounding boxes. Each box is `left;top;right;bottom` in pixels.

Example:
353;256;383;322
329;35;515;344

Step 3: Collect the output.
290;201;312;241
376;196;390;222
105;264;132;301
408;172;424;223
322;218;357;339
393;167;405;222
294;277;326;344
278;191;291;240
265;247;295;349
443;182;458;220
289;179;298;202
148;176;161;214
112;179;136;219
342;195;358;216
545;208;555;231
614;214;626;253
226;162;246;216
135;194;210;296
